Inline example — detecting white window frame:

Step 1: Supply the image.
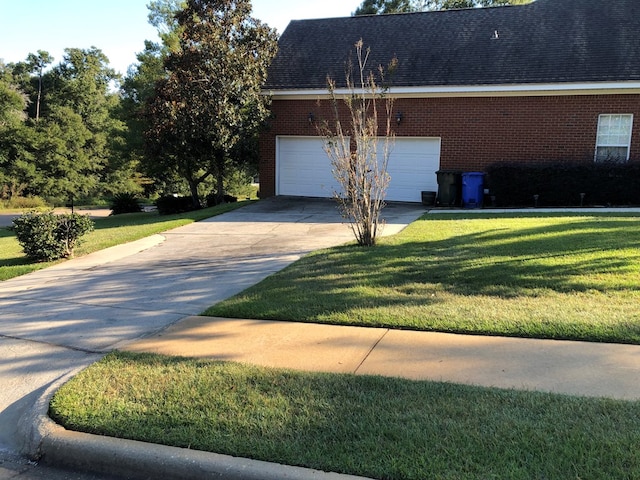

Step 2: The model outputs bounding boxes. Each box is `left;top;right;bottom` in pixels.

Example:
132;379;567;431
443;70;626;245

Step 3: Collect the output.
595;114;633;162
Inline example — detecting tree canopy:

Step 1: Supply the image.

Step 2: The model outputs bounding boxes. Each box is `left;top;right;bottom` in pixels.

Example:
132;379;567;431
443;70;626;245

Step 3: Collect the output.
0;62;31;199
144;0;278;207
354;0;532;15
1;0;278;208
0;67;27;128
1;48;132;203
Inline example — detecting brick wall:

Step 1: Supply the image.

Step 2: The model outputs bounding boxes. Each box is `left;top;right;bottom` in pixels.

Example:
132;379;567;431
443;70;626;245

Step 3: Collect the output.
259;94;640;198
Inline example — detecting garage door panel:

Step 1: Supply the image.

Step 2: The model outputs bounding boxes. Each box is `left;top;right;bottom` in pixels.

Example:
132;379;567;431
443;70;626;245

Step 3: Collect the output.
277;137;338;197
386;138;440;202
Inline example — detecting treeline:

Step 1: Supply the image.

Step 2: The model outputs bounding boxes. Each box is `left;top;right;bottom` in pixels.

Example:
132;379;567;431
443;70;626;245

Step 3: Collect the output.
0;48;135;206
0;0;274;209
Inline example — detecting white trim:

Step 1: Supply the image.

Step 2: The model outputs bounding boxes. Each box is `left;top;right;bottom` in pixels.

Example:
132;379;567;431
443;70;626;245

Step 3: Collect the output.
264;82;640;100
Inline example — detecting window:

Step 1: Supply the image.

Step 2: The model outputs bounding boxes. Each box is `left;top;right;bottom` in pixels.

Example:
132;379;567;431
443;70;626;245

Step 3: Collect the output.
595;114;633;162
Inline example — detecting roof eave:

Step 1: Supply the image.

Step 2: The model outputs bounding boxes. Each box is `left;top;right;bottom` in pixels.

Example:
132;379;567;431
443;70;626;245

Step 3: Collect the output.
263;82;640;100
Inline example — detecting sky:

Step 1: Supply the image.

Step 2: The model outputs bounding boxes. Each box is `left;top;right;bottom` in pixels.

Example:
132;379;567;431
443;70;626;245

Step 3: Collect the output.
0;0;363;75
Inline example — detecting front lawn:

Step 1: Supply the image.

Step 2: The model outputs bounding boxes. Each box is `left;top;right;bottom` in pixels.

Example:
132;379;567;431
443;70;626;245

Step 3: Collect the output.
50;351;640;480
206;213;640;344
0;202;250;281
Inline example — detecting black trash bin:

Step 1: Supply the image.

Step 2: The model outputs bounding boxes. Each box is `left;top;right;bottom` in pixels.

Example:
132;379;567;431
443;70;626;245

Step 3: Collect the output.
436;171;461;206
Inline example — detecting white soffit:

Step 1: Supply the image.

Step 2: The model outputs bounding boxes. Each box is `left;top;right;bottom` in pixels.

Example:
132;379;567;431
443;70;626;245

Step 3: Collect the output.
264;82;640;100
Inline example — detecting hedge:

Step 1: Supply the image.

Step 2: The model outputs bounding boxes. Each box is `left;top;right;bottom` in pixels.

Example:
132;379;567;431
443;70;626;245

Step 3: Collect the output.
485;162;640;207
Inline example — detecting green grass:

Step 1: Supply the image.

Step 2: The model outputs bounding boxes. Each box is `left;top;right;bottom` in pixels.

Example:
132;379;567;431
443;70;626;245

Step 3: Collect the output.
0;202;250;281
206;213;640;344
50;351;640;480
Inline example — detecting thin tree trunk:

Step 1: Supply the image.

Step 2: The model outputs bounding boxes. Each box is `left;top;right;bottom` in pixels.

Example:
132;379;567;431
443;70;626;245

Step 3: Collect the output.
188;179;200;209
215;152;225;204
36;68;43;122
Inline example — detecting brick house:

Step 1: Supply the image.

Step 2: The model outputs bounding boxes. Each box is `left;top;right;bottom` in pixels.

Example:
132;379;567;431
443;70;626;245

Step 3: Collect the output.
259;0;640;203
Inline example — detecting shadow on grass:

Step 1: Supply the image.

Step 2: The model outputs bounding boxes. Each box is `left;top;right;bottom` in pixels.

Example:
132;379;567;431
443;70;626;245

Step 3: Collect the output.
209;215;640;341
0;228;41;268
300;217;640;296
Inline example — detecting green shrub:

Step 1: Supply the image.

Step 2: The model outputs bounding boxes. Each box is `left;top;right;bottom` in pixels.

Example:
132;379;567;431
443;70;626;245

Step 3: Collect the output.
205;192;238;207
12;211;94;262
155;195;199;215
486;161;640;207
109;193;143;215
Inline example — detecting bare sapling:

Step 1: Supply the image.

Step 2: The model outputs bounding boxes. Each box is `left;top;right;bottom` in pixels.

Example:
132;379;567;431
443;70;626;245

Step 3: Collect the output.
321;40;397;246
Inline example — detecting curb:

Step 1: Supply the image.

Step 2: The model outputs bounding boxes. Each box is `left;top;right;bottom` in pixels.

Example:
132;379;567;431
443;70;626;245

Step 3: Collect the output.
39;426;372;480
21;373;373;480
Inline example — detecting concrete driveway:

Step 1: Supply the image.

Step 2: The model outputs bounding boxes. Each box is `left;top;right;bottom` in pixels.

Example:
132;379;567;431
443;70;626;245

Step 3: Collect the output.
0;198;425;458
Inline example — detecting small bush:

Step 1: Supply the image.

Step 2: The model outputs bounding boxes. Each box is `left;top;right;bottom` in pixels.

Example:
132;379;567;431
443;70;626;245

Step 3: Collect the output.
110;193;143;215
155;195;199;215
12;211;94;262
1;196;47;210
206;192;238;207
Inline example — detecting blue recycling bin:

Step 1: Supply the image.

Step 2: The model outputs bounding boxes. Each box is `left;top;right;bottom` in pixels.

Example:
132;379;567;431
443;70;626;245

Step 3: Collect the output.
462;172;485;208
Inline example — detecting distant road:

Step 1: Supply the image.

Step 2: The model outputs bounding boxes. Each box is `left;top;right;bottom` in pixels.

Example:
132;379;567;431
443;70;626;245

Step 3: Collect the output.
0;209;112;228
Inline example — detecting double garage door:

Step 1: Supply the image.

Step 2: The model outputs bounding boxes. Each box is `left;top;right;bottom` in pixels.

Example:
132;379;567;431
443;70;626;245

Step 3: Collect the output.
276;136;441;203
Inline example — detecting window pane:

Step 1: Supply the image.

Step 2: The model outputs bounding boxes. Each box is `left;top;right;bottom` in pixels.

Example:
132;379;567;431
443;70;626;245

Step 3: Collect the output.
596;146;628;162
611;116;625;136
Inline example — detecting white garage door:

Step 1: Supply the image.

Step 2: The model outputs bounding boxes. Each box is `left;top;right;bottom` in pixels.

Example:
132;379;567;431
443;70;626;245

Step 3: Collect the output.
276;136;440;202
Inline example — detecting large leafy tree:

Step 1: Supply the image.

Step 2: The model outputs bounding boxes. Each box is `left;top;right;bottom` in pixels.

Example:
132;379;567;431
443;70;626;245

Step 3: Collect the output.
120;1;186;197
0;123;39;200
0;62;35;200
145;0;278;207
34;106;96;199
0;65;27;128
147;0;187;53
354;0;531;15
118;42;167;195
46;47;125;196
354;0;413;14
122;0;185;113
37;48;129;200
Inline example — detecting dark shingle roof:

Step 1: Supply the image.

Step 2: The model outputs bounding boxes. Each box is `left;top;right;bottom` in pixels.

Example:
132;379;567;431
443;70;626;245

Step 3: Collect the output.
265;0;640;90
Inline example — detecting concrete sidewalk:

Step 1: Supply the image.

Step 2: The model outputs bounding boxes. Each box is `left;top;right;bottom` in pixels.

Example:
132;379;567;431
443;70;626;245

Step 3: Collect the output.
124;316;640;400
